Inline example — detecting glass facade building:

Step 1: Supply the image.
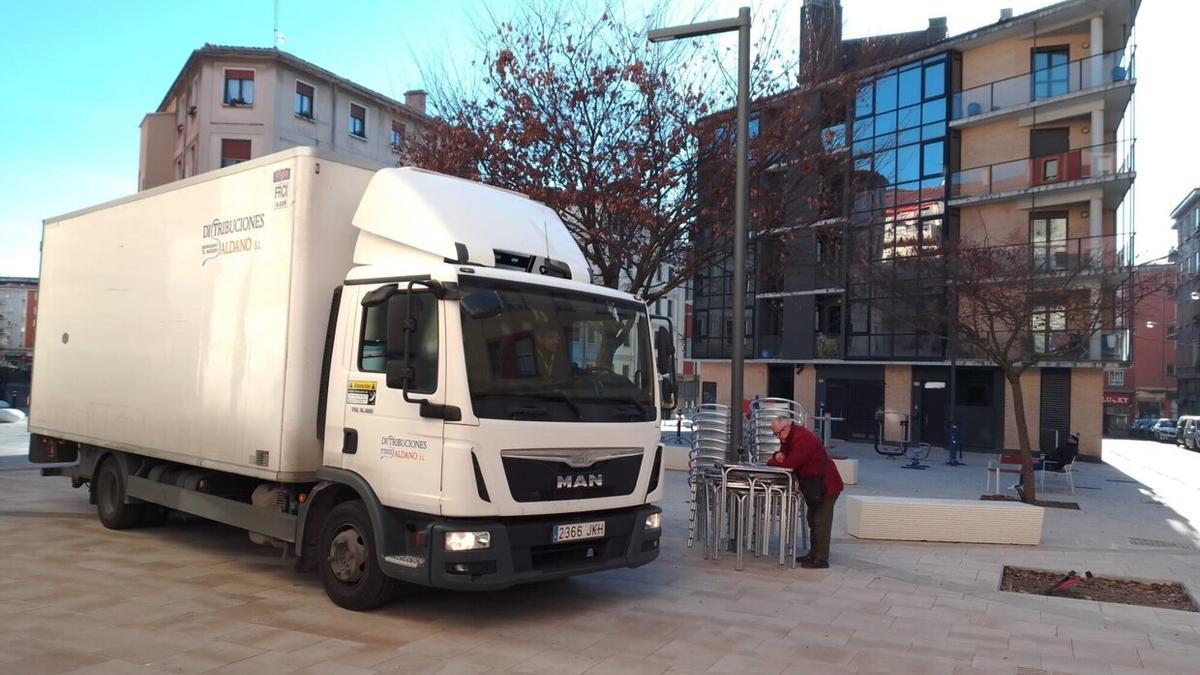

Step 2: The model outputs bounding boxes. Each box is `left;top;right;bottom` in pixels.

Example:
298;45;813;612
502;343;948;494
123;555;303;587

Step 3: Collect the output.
847;52;951;360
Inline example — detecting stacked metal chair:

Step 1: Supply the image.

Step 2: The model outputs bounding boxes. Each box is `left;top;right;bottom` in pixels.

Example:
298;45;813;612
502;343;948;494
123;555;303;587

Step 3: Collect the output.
745;398;809;564
749;397;807;462
687;404;731;554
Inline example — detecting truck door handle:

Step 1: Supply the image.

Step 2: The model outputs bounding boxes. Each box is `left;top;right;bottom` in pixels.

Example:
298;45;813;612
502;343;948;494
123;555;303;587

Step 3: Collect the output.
343;428;358;455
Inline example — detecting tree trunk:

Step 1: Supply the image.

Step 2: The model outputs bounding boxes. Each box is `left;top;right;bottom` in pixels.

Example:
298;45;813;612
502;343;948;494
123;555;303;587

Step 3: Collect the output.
1005;370;1038;503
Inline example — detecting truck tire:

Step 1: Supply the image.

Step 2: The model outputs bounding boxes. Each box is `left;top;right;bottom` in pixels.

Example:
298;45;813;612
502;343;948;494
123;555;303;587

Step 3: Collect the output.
318;500;397;610
94;457;145;530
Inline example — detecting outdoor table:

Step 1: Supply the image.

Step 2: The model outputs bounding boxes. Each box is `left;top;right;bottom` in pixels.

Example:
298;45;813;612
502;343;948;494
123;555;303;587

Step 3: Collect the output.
717;463;805;570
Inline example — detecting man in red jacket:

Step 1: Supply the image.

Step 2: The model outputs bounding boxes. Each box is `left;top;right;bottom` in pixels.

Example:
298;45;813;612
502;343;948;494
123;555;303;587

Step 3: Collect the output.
766;415;844;568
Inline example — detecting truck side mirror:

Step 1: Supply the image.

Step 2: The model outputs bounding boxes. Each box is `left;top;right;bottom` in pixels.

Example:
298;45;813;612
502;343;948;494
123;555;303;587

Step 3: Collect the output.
385;294;419;391
385;360;414;390
654;325;675;376
460;289;503;319
660;377;677;412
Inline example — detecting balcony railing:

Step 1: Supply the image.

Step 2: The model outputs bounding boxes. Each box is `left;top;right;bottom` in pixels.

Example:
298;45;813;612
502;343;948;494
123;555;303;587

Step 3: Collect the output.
1032;329;1131;362
982;234;1133;274
950;140;1133;200
953;48;1134;120
959;328;1130;362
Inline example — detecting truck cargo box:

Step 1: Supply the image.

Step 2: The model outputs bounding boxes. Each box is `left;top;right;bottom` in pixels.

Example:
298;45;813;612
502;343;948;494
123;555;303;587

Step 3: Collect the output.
31;148;376;480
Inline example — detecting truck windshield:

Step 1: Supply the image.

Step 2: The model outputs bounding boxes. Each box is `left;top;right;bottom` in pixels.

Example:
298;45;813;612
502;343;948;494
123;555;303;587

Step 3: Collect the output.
459;277;655;422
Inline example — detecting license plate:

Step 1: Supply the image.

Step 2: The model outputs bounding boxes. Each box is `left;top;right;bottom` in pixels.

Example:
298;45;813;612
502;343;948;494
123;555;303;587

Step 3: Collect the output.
552;520;605;543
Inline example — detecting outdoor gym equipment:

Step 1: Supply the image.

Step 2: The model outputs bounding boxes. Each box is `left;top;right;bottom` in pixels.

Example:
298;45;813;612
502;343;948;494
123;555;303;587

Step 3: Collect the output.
901;442;933;470
873;409;910;459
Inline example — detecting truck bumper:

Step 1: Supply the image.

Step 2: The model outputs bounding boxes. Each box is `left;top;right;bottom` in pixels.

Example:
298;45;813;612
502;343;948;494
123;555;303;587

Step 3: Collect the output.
395;504;661;591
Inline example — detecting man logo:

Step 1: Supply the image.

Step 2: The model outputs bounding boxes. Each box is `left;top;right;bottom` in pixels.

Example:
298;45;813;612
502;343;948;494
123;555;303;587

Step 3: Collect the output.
556;474;603;489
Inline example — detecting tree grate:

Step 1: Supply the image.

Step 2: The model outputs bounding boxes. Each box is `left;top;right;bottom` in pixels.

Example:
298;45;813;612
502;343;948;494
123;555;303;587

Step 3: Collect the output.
1129;537;1197;551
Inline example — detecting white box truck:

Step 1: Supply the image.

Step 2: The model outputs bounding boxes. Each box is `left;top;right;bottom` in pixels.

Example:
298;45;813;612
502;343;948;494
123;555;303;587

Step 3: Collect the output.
29;147;673;609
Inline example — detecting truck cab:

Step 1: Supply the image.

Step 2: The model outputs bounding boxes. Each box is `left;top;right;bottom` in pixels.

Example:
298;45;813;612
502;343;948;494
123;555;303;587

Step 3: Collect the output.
305;168;669;607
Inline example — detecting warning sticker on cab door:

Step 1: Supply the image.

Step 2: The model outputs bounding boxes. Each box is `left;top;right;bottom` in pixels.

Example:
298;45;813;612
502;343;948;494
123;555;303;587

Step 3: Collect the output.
347;380;377;406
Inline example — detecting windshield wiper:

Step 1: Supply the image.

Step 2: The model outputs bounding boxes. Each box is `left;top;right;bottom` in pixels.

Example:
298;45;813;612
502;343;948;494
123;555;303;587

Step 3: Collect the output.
472;391;583;420
524;392;583;420
594;395;650;418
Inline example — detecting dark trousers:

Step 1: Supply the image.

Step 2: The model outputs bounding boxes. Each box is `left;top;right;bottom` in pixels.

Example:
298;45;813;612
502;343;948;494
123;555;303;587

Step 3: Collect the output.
806;493;838;562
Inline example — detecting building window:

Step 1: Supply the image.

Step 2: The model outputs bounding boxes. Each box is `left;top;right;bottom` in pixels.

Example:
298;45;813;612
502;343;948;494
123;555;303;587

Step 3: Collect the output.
223;69;255;105
1031;212;1068;270
1032;47;1070;99
1107;369;1125;387
1032;305;1067;353
349;103;367;138
390;119;406;151
220;139;251;168
295;81;314;119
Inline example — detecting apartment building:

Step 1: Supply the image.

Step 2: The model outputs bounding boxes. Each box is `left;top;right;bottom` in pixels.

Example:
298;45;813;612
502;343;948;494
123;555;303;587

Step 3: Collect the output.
138;44;434;190
0;277;37;371
1103;263;1175;432
1173;188;1200;414
692;0;1137;459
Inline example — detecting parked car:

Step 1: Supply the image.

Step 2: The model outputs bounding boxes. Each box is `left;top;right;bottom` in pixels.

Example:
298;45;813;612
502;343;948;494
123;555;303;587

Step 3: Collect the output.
1151;418;1176;442
1177;416;1199;449
1130;418;1155;438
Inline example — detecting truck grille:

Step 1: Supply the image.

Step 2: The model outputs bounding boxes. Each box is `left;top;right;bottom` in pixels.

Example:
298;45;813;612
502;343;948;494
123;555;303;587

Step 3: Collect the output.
501;453;641;502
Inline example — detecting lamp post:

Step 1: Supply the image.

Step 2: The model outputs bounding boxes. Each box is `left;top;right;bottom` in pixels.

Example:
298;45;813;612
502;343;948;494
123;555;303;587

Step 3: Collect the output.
650;7;751;457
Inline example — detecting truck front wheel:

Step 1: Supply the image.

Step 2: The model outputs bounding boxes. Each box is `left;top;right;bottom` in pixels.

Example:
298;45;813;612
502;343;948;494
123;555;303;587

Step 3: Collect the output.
94;457;145;530
317;500;397;610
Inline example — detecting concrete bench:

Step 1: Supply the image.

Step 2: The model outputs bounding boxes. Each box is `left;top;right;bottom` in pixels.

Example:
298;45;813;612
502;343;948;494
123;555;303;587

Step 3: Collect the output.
832;457;858;485
845;495;1044;545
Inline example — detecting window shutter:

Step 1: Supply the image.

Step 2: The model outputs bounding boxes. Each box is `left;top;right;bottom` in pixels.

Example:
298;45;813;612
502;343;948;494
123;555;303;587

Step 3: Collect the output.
296;82;314;98
223;139;252;161
351;103;365;119
226;69;255;80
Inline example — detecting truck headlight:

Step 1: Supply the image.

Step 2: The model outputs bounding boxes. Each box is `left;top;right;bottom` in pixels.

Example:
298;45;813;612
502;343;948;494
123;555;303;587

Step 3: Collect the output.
444;531;491;552
644;513;662;530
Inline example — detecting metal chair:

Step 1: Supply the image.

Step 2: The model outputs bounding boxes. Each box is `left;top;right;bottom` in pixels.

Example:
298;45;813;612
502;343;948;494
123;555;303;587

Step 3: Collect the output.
687;404;731;551
749;397;807;463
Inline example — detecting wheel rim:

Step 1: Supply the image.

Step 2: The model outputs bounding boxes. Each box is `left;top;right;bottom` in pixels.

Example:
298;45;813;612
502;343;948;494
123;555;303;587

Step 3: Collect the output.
328;525;368;584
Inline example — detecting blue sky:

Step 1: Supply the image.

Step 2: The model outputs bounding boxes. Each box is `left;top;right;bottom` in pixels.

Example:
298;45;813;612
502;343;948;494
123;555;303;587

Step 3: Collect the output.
1;0;1194;277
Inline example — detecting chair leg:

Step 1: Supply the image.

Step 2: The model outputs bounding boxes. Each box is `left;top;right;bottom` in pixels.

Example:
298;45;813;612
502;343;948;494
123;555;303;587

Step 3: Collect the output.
1068;469;1075;495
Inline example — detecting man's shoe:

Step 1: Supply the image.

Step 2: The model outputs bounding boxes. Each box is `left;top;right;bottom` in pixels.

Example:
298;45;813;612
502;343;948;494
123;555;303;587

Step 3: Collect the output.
795;553;813;564
800;559;829;569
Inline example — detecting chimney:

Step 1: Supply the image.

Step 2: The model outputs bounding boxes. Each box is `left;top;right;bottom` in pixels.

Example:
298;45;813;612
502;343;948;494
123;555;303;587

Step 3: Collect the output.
800;0;843;67
404;89;427;115
926;17;948;42
1000;8;1014;21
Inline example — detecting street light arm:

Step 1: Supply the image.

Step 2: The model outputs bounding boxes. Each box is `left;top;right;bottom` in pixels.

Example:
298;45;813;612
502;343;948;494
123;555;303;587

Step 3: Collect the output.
647;14;748;43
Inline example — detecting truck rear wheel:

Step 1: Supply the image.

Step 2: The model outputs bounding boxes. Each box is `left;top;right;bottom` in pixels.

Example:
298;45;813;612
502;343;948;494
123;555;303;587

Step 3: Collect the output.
318;500;397;610
94;457;145;530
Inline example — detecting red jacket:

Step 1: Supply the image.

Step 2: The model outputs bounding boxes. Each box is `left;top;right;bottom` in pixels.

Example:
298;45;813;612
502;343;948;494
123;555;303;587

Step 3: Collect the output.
766;423;844;499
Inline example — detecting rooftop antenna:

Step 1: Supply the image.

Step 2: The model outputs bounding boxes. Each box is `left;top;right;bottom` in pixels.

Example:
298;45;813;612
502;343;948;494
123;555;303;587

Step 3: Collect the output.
273;0;285;48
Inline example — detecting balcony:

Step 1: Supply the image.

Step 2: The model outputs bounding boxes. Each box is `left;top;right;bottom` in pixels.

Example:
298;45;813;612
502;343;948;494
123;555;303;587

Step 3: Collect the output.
1033;329;1131;363
959;329;1131;364
982;234;1133;277
952;49;1134;127
815;333;842;359
949;140;1134;207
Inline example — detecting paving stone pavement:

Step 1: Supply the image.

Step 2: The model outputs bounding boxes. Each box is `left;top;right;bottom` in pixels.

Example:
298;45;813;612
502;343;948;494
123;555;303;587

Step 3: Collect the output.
1;435;1199;674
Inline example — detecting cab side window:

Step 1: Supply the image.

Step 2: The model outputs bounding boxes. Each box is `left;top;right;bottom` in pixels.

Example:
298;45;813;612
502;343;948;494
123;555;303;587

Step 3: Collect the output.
358;291;438;393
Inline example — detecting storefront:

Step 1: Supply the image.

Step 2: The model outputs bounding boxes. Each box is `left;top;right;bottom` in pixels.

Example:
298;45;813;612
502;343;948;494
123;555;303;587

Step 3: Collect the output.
1103;392;1132;435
